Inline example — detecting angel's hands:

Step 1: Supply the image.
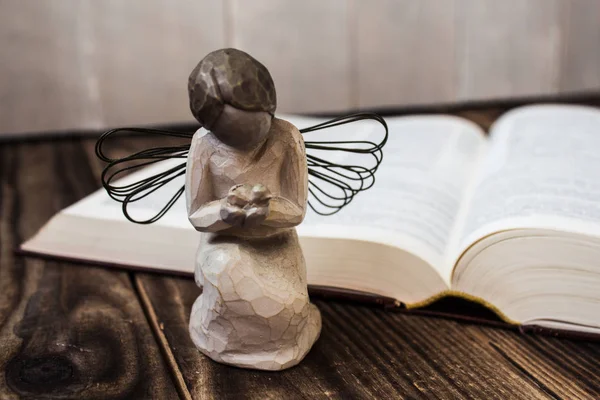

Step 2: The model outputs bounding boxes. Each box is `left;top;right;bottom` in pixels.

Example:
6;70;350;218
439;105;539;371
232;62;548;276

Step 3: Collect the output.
221;184;272;227
220;184;249;226
220;201;245;227
226;184;253;208
244;184;272;227
249;184;271;206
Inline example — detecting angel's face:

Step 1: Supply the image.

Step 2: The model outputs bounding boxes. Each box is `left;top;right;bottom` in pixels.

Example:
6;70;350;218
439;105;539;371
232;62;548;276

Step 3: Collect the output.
211;104;272;149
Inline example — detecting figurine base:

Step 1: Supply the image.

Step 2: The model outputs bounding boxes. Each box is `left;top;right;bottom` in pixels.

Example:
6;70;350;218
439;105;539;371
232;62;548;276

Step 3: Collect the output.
189;230;322;371
190;298;321;370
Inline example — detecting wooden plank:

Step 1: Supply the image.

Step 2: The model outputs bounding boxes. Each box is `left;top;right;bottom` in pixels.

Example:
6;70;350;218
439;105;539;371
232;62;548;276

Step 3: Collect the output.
455;0;562;101
559;0;600;92
82;109;600;398
0;139;179;398
136;273;558;399
89;0;226;127
482;328;600;399
229;0;351;113
0;1;102;135
355;0;456;107
12;102;600;398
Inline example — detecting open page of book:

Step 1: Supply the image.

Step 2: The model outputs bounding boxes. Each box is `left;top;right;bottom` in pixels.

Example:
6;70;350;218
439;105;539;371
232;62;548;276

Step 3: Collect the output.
456;105;600;253
21;153;199;273
299;115;487;292
451;105;600;331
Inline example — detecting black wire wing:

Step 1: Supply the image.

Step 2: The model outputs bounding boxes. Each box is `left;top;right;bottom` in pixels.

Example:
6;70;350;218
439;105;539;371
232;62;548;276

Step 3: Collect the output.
95;113;388;224
302;113;388;215
95;127;193;224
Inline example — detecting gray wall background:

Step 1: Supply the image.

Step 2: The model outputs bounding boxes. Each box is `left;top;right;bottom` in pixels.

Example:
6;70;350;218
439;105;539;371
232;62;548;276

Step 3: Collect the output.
1;0;599;134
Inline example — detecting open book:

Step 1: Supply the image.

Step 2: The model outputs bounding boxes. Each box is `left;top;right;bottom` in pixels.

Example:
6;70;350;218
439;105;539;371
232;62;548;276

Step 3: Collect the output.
21;104;600;335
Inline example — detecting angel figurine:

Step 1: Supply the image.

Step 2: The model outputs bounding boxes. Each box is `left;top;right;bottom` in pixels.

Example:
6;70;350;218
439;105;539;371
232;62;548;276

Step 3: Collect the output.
95;48;387;371
184;49;320;370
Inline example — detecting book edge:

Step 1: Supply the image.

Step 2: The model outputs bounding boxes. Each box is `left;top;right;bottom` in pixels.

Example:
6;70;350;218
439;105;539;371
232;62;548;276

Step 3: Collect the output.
16;247;600;341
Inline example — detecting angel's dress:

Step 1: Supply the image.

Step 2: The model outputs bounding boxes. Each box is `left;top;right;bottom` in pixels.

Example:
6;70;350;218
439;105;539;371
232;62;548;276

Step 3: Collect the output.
190;229;321;370
187;119;321;370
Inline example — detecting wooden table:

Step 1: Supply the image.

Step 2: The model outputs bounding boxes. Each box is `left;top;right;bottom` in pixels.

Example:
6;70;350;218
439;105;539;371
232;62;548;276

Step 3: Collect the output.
2;98;600;399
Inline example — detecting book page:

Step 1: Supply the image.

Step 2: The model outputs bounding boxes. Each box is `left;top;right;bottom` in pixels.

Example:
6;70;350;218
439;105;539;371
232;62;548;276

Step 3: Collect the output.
66;156;192;228
300;115;487;273
456;105;600;256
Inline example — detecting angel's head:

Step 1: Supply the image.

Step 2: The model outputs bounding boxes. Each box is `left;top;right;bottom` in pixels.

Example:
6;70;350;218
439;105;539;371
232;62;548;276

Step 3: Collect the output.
188;48;277;148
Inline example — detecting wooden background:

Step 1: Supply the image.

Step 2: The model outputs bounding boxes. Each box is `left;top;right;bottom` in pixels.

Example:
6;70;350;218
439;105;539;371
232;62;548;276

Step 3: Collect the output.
1;0;600;134
1;103;600;398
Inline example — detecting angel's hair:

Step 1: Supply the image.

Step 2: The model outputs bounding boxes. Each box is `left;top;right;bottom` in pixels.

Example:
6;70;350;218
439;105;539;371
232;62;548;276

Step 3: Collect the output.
188;48;277;129
95;113;388;224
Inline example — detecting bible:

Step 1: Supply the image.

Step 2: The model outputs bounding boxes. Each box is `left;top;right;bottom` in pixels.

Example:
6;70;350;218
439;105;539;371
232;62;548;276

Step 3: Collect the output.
20;104;600;335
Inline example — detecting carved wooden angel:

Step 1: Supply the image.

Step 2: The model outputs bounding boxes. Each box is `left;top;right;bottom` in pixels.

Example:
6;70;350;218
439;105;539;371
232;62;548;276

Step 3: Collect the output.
95;48;387;371
185;49;320;370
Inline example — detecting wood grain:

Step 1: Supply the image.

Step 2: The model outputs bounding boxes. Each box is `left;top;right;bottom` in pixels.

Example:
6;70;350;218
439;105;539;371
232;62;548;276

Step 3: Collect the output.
483;328;600;399
455;0;562;101
355;0;456;107
559;0;600;92
0;140;178;398
135;272;600;399
229;0;351;113
2;97;600;398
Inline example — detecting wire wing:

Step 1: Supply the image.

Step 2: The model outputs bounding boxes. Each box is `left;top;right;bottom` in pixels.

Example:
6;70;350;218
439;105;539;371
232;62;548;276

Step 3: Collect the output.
300;113;388;215
95;127;194;224
95;113;388;224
